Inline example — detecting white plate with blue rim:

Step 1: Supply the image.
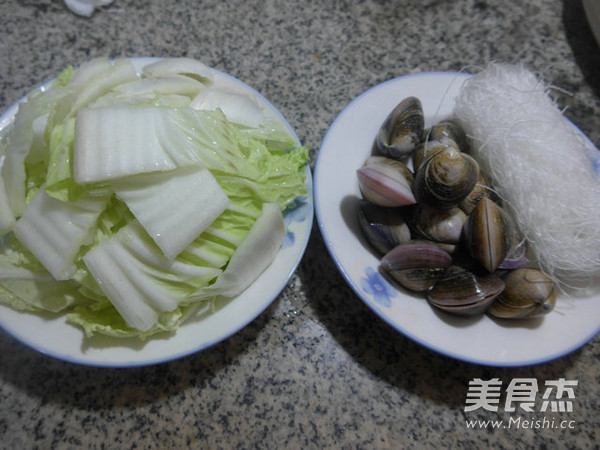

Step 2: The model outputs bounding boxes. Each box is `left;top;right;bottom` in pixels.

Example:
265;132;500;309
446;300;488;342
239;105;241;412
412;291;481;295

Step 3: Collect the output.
0;57;313;367
314;72;600;367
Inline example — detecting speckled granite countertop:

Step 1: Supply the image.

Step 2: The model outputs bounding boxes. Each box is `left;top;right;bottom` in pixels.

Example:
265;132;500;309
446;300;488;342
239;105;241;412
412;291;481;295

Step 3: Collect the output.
1;0;599;448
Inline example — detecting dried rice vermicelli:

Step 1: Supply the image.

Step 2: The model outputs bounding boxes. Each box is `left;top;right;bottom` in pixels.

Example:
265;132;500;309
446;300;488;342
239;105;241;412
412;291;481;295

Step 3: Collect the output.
454;63;600;291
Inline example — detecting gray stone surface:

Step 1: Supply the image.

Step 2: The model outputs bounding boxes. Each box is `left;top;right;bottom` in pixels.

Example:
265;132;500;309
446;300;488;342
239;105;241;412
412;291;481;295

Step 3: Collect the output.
1;0;599;448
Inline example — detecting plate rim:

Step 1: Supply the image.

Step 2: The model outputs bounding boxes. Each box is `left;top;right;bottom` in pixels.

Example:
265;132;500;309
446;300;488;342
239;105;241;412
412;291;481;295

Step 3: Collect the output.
0;56;314;368
314;71;600;367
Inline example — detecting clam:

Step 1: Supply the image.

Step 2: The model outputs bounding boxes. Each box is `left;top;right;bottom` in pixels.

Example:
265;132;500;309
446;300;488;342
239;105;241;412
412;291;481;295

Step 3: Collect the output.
498;234;528;270
458;172;497;215
375;97;424;159
412;204;467;245
427;265;505;316
427;119;468;153
358;200;412;254
413;136;460;172
488;268;556;319
413;145;480;209
380;240;452;292
363;155;414;182
357;157;416;207
463;197;515;273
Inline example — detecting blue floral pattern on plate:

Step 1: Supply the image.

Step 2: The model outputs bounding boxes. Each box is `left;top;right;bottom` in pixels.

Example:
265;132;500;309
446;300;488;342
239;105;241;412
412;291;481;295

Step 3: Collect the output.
360;267;397;308
282;196;310;249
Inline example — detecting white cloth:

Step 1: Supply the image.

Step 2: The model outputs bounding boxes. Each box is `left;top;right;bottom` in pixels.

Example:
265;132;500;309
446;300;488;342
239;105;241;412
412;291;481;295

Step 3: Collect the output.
63;0;115;17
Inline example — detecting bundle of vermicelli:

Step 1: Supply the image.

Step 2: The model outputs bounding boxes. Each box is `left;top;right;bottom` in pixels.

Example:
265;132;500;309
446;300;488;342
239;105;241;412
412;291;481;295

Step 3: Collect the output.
454;63;600;290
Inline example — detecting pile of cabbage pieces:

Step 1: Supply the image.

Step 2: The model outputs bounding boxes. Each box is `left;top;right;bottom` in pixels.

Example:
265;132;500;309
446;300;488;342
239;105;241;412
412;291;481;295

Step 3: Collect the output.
0;57;308;339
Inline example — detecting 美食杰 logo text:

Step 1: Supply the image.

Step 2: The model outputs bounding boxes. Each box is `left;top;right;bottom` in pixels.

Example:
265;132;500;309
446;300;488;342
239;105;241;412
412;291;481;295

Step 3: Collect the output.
464;377;578;430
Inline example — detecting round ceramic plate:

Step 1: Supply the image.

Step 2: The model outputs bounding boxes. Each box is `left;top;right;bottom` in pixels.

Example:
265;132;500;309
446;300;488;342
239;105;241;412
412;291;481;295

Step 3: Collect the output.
584;0;600;48
0;58;313;367
314;72;600;367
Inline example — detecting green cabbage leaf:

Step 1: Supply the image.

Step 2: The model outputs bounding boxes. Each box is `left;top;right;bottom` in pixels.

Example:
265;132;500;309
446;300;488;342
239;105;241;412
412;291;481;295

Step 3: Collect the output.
0;57;308;339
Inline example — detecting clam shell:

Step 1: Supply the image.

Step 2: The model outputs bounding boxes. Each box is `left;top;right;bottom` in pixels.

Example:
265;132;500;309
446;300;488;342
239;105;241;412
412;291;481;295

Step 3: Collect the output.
413;204;467;244
375;97;424;159
488;268;556;319
498;236;528;270
463;197;515;273
358;200;412;254
413;136;460;172
427;119;468;153
380;240;452;292
458;172;498;215
357;158;416;207
427;265;505;316
363;155;414;183
413;146;480;209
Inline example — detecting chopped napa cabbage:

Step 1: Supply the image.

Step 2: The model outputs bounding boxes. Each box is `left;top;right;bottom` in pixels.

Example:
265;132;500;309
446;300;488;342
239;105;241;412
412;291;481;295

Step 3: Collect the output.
66;57;113;88
66;298;196;340
0;57;309;339
46;58;138;134
0;277;82;313
13;186;109;280
113;167;230;260
0;174;15;235
64;192;269;337
45;116;86;202
73;105;304;186
215;143;308;209
1;71;74;216
0;235;84;313
0;57;137;217
191;87;265;128
73;106;187;183
91;92;193;109
238;116;301;152
141;57;214;84
191;202;285;300
28;114;50;165
111;75;206;99
82;220;223;331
